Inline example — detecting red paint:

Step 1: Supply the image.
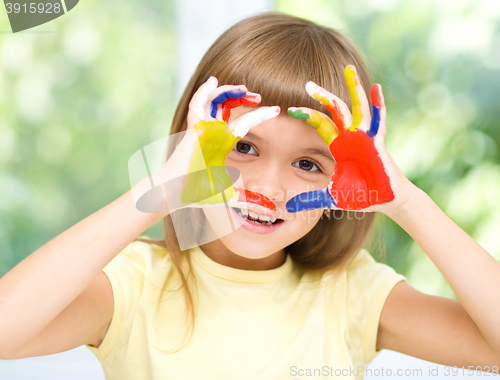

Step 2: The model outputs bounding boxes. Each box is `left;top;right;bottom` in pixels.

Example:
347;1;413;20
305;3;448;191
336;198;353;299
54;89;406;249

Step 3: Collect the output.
370;84;382;107
321;99;346;135
328;129;394;210
234;186;276;211
222;92;262;122
313;88;393;210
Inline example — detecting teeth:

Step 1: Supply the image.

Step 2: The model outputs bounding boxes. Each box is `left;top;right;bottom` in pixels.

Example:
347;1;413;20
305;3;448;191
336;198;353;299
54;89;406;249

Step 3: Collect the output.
236;208;278;224
248;210;276;223
248;210;259;219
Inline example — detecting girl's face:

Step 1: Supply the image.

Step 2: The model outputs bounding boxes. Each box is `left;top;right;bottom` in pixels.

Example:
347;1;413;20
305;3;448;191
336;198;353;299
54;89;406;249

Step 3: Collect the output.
201;106;335;266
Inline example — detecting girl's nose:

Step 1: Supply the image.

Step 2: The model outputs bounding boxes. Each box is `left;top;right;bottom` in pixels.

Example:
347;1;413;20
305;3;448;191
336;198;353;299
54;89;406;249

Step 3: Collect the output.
244;167;287;203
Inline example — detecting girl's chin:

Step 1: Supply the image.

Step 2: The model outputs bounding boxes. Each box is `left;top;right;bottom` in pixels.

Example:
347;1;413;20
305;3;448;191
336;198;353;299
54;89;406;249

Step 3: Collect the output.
219;235;283;259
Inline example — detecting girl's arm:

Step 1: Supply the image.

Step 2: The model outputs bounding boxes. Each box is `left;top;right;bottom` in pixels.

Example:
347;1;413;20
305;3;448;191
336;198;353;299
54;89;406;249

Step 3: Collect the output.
377;183;500;368
0;177;166;358
287;66;500;369
0;77;280;359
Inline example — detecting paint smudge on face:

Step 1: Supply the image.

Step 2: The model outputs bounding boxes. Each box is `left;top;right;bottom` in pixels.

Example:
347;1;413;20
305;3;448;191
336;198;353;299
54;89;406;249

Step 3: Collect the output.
285;187;337;212
235;186;277;211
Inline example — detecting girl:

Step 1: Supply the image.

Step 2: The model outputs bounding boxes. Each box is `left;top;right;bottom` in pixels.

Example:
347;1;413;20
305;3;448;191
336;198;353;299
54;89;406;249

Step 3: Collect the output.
0;11;499;380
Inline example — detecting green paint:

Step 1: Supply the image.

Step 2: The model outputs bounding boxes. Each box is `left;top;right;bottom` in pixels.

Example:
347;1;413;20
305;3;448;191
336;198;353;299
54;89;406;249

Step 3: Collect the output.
288;109;311;121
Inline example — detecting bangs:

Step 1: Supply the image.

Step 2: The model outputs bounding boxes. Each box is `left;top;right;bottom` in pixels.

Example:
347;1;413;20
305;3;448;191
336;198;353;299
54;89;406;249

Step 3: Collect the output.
172;12;372;135
207;20;367;117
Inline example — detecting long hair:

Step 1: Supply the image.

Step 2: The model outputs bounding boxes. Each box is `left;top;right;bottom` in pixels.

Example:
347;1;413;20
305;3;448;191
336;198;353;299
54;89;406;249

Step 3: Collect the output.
135;11;380;353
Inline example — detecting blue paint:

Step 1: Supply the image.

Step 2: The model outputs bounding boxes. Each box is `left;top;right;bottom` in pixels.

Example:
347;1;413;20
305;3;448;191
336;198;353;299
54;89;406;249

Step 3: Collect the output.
286;188;337;213
210;88;247;119
367;105;380;138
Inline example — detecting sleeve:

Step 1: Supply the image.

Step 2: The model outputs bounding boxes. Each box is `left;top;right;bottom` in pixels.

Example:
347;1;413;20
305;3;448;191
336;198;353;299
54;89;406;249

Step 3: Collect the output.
85;241;147;361
345;248;407;366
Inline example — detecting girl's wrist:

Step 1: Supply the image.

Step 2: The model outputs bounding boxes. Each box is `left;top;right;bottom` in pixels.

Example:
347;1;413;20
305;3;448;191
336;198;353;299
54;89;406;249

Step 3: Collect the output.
131;175;172;220
380;180;427;222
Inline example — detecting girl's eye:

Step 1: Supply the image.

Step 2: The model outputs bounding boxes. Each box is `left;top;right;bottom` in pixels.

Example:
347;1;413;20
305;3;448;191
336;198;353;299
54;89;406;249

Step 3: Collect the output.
293;159;321;173
233;141;257;155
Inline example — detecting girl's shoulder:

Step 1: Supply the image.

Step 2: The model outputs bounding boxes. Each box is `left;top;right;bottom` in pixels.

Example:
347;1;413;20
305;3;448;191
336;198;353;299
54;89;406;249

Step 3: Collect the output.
345;248;404;284
106;237;173;286
347;248;377;267
126;237;170;260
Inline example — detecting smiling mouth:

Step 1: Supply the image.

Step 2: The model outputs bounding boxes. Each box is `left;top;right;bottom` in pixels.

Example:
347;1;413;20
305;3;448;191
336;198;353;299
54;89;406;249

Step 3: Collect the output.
232;207;284;225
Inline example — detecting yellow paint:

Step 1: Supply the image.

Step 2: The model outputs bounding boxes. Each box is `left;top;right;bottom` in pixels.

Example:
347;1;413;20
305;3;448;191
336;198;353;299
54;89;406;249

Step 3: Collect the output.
181;120;240;205
344;66;363;132
312;92;331;107
306;112;338;145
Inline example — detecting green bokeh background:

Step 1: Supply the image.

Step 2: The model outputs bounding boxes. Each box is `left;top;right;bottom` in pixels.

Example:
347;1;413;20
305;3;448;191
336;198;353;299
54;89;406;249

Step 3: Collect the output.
1;0;499;300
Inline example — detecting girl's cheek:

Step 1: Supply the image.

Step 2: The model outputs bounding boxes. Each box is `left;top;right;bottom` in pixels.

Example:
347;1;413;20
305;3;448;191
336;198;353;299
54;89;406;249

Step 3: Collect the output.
294;209;323;225
309;209;323;222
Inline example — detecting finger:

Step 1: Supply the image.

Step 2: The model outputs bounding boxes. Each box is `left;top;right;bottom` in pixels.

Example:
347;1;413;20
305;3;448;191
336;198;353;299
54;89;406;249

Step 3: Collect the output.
305;81;352;131
369;83;387;141
187;76;218;127
285;188;337;213
287;107;338;146
229;106;281;138
344;65;371;132
221;92;262;123
207;85;248;121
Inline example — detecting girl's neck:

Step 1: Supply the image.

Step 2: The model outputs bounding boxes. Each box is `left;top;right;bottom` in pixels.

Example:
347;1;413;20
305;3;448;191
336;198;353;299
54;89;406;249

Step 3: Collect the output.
198;240;287;271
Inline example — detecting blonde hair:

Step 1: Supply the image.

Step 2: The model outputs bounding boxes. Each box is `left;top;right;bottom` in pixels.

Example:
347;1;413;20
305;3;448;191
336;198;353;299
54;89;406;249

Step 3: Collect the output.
136;11;380;353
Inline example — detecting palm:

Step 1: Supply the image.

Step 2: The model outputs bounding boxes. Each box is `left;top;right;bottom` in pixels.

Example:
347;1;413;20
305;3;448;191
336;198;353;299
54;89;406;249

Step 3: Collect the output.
328;127;393;210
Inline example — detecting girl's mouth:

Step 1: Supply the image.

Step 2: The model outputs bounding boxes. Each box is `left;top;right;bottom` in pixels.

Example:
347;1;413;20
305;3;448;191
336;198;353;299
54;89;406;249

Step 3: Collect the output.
230;207;285;234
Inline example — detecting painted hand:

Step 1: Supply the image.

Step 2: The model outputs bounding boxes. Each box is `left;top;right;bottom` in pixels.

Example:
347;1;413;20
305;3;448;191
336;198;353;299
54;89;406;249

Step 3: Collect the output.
286;65;409;213
167;76;280;212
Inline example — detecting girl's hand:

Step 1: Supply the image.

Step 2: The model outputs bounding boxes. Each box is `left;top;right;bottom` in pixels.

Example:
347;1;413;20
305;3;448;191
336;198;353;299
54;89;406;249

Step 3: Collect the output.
286;65;413;214
149;76;280;214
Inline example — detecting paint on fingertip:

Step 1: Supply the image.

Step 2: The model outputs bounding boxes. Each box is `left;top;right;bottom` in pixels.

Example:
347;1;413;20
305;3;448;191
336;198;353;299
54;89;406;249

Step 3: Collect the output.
370;84;382;107
305;82;317;97
232;107;280;138
193;106;205;121
344;66;359;86
242;92;261;105
211;89;247;119
344;65;362;131
261;106;281;119
288;108;311;121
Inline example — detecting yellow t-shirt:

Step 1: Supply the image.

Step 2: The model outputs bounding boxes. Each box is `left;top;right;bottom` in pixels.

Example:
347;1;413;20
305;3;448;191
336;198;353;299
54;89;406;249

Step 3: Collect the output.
86;239;406;380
